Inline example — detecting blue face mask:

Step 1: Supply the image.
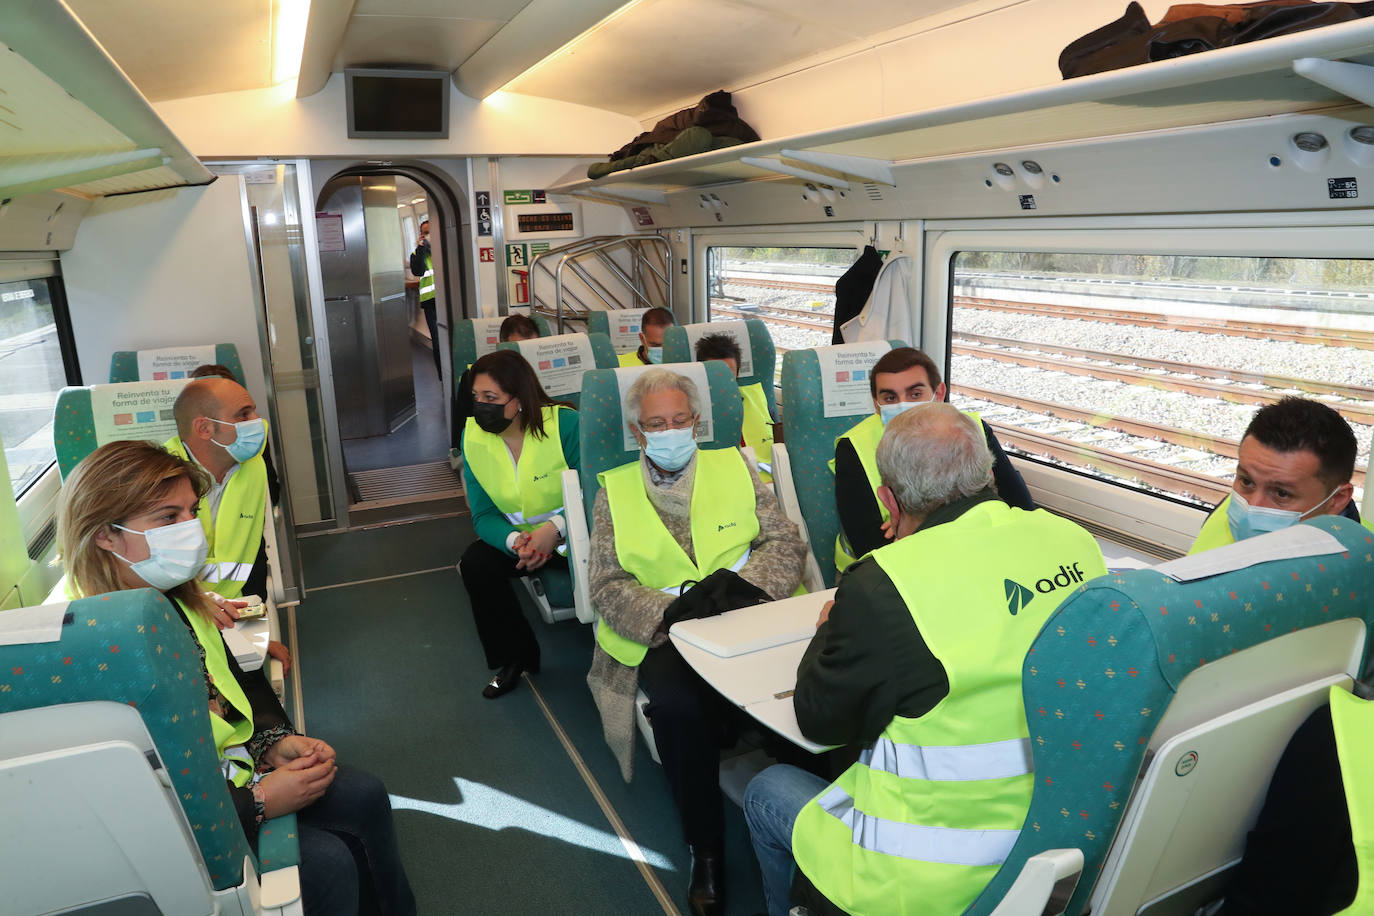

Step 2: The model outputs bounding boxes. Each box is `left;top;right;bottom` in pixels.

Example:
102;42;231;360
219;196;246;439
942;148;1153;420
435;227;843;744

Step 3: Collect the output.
1226;487;1338;541
879;400;921;426
646;346;664;364
209;417;266;463
643;426;697;471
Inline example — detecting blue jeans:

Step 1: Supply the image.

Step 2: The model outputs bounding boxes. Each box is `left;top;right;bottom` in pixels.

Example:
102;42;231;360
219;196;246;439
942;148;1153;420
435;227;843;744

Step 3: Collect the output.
744;764;829;916
296;764;417;916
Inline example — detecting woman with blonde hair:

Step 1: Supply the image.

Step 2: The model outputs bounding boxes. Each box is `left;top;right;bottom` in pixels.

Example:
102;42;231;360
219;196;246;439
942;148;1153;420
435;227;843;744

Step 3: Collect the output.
58;440;414;916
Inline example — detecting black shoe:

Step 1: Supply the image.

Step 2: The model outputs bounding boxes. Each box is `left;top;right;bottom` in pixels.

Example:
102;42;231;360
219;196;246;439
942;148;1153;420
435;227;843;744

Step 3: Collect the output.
482;663;523;699
687;846;725;916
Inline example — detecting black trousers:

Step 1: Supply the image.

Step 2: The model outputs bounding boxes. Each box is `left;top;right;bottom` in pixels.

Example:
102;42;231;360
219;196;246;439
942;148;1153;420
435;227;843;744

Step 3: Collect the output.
421;300;441;379
459;539;563;670
639;641;733;850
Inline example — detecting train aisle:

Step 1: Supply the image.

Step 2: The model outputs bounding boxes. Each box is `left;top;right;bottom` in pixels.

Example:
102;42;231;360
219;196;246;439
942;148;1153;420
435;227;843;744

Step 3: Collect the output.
291;514;766;914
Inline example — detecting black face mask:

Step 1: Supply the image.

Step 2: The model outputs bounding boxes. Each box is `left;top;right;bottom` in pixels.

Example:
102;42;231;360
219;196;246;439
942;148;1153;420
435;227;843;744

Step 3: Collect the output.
473;401;514;434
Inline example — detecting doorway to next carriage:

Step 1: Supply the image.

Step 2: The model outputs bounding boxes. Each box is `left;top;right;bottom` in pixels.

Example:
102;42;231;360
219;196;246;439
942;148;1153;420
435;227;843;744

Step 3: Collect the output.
314;170;463;521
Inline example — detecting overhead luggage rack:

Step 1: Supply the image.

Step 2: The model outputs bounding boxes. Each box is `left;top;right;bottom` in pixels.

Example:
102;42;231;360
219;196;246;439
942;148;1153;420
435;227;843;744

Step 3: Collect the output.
528;235;673;332
549;17;1374;202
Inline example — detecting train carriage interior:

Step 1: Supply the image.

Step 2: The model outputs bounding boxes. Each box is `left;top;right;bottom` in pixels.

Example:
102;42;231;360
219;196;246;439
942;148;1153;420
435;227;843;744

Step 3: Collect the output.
4;0;1374;913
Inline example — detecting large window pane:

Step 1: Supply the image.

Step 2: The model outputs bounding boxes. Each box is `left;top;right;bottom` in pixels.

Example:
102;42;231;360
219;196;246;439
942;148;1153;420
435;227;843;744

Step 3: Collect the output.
706;246;854;359
1;278;65;497
948;252;1374;508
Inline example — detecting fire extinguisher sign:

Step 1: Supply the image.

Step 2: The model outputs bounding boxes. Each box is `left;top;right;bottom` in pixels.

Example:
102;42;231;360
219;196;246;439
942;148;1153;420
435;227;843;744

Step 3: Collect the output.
505;243;529;268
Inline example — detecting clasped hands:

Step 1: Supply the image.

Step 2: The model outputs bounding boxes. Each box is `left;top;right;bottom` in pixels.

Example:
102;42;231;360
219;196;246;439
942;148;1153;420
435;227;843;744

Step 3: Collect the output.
513;521;561;571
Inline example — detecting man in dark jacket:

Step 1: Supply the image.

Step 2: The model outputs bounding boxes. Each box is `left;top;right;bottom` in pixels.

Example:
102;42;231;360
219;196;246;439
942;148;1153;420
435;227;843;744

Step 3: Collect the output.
743;403;1105;916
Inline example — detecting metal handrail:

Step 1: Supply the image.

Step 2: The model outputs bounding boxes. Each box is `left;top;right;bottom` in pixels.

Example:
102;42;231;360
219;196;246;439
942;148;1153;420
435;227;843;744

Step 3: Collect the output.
528;235;673;332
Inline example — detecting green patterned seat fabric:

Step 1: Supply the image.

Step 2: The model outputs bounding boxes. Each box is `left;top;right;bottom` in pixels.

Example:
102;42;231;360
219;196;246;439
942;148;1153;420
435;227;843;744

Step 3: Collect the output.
663;319;778;417
575;360;744;520
497;332;617;411
0;589;266;890
780;341;904;587
536;568;575;607
964;515;1374;915
587;311;611;339
53;386;98;478
532;315;553;337
108;344;245;385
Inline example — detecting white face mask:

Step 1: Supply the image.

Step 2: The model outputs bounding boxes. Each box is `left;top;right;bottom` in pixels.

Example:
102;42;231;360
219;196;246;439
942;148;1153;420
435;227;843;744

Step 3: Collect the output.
113;519;208;590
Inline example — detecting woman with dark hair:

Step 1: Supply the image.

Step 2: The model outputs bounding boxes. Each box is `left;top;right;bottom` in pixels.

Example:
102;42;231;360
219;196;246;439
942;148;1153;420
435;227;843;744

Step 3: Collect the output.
460;349;580;698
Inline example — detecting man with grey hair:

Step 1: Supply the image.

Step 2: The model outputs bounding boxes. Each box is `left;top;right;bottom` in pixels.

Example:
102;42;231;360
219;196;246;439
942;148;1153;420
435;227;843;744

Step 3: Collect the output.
587;367;806;916
743;402;1106;916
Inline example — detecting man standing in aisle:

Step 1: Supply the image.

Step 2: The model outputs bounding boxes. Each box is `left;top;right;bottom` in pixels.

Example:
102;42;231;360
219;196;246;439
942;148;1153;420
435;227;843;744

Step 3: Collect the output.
410;218;442;379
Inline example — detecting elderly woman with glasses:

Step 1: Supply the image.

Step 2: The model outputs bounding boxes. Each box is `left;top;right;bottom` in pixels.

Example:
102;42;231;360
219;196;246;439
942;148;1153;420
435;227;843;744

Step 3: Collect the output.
585;368;806;916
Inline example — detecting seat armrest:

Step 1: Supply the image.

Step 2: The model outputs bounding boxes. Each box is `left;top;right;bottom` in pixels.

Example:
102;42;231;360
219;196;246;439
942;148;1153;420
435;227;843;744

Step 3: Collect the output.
561;469;595;624
258;864;301;910
988;848;1084;916
770;445;827;594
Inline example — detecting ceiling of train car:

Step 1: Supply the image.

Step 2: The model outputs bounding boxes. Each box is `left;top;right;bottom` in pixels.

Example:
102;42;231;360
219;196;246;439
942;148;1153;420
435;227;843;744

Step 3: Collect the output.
501;0;977;118
64;0;977;122
66;0;278;101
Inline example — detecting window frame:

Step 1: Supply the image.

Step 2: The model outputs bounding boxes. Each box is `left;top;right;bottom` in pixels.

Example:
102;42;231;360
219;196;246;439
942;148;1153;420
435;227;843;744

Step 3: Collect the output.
924;215;1374;556
4;261;82;550
692;225;865;323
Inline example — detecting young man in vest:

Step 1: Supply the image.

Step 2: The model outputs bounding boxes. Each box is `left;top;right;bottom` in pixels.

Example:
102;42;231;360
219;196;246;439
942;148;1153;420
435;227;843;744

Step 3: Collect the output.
1190;396;1361;553
586;368;806;916
618;306;676;367
409;218;442;378
744;402;1107;916
832;346;1033;573
694;332;776;480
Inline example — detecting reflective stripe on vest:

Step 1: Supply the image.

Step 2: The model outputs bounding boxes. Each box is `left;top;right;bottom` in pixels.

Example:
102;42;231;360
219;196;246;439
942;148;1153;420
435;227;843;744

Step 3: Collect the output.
862;736;1033;782
830;410;981;573
164;435;267;600
595;449;759;667
180;597;256;787
419;253;435;301
793;500;1107;915
657;547;752;595
463;405;569;533
815;785;1022;868
1332;685;1374;916
1188;494;1236;555
739;382;774;480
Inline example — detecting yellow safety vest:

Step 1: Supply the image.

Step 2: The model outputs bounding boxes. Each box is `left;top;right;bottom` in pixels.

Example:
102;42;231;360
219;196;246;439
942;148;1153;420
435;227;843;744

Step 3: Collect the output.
618;350;647;368
1332;685;1374;915
463;405;570;532
178;598;257;788
830;410;980;573
595;448;759;667
739;382;775;482
792;501;1107;915
1188;495;1236;554
419;252;435;303
165;435;268;600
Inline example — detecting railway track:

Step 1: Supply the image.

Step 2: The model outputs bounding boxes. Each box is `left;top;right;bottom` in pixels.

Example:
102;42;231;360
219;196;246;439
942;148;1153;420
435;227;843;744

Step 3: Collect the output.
958;383;1367;489
954;340;1374;426
989;423;1233;505
723;276;833;294
712;301;833;331
957;296;1374;350
957;333;1374;405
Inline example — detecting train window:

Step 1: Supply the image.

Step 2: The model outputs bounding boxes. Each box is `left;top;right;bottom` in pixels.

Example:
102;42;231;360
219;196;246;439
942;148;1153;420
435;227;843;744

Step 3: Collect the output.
1;275;76;498
947;251;1374;509
706;246;850;361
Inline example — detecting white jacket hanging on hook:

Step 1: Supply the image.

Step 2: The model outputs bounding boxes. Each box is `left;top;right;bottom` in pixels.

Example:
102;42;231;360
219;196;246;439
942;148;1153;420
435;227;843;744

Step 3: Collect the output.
840;254;913;345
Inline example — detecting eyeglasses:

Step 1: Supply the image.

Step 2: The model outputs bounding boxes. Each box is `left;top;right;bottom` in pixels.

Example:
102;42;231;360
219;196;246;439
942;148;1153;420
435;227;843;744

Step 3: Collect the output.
639;415;696;433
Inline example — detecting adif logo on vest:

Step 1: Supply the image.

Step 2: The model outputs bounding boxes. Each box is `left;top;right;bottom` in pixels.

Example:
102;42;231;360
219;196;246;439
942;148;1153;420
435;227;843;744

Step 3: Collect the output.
717;521;737;532
1005;564;1087;614
533;473;549;482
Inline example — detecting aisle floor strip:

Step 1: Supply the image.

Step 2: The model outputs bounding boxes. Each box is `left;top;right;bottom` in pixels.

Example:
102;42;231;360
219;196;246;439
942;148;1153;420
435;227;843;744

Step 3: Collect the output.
525;675;681;916
308;566;454;592
287;604;305;731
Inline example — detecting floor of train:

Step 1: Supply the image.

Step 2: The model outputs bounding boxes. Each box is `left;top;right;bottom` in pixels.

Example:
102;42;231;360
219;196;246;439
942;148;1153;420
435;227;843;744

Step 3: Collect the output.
292;513;769;915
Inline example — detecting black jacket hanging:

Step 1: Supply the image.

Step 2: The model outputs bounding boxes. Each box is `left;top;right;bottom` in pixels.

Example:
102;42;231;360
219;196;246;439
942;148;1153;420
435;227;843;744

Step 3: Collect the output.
831;245;883;345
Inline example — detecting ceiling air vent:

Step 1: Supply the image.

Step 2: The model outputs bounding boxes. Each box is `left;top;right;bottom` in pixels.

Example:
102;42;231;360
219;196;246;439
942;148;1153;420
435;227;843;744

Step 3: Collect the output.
864;183;884;201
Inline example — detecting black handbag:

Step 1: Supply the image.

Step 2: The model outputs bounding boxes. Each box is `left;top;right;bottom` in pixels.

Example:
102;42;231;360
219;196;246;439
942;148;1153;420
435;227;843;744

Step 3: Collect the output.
661;567;773;632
